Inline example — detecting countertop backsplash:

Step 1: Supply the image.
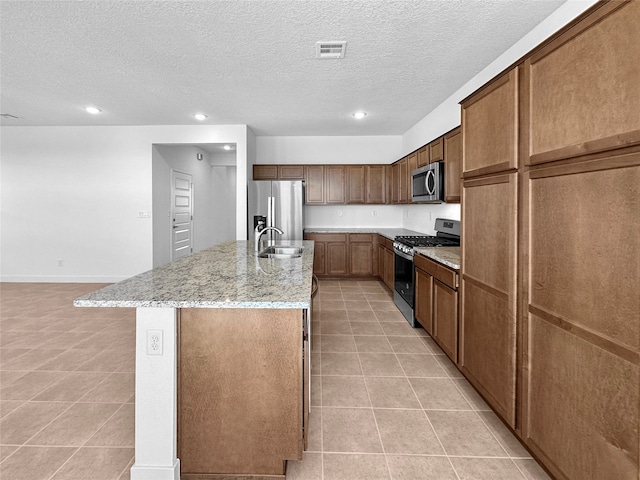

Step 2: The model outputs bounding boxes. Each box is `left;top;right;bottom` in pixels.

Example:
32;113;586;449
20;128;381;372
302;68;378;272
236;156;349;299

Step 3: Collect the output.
304;203;461;235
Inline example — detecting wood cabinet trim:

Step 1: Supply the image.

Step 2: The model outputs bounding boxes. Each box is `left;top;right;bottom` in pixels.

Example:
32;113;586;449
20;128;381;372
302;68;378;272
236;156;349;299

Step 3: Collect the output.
528;130;640;166
529;304;638;366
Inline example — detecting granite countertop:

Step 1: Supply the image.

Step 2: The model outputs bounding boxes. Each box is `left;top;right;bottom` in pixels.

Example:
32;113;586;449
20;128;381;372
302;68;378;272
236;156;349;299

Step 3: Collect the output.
74;240;314;309
414;247;461;270
304;227;424;240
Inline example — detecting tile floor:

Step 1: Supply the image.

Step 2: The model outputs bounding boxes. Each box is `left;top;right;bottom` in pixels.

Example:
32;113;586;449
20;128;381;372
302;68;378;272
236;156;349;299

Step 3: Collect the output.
1;283;135;480
0;280;552;480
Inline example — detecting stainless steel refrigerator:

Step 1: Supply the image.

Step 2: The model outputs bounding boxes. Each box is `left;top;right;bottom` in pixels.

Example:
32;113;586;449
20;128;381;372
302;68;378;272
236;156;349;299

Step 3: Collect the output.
247;180;305;242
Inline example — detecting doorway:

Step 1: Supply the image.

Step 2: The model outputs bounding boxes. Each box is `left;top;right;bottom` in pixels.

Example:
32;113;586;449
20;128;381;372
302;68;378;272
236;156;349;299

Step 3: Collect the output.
171;170;193;260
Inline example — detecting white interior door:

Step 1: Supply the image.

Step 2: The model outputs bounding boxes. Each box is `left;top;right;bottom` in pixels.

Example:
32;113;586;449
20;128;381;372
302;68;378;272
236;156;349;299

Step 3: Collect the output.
171;170;193;260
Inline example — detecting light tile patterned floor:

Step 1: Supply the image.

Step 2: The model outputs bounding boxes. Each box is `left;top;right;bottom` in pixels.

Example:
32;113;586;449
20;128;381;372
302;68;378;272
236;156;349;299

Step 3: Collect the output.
1;283;135;480
0;280;552;480
286;279;552;480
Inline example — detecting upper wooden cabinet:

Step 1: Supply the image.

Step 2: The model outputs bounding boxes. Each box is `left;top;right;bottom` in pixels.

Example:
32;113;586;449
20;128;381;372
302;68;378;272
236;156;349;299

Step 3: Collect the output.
391;161;400;204
398;158;409;204
365;165;387;204
462;67;519;177
523;1;640;166
406;153;418;203
417;146;428;168
429;137;444;163
443;127;462;203
252;164;279;180
253;164;304;180
325;166;345;204
278;165;304;179
346;165;366;204
304;165;325;204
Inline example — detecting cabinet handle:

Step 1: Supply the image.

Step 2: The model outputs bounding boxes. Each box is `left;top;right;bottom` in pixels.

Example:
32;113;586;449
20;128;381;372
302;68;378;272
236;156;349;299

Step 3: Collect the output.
311;274;319;298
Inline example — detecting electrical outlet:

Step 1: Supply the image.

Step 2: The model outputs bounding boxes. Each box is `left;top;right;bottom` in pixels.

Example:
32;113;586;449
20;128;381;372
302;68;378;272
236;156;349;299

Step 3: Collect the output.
57;259;63;267
338;210;343;217
146;329;163;355
372;210;377;216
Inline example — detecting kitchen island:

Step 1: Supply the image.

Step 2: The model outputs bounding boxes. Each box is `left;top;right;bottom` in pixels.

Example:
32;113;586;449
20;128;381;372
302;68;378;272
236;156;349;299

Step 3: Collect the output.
75;240;315;480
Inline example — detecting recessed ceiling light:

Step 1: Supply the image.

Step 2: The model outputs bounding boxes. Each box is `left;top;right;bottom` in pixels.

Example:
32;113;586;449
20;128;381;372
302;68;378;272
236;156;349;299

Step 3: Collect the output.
85;106;102;114
194;113;208;121
352;111;367;119
223;145;232;151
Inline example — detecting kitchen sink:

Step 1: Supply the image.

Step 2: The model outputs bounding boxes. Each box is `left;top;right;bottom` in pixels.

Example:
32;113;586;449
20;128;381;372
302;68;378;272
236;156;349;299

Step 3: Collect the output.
258;246;304;259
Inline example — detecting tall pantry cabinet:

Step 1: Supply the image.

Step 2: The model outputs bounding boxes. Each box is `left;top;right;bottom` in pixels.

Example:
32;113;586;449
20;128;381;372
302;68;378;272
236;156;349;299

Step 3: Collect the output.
461;2;639;480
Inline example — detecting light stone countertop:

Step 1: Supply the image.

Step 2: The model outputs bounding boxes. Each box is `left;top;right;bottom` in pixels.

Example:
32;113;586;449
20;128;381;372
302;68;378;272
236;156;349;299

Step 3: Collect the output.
74;240;314;309
304;227;424;240
414;247;461;271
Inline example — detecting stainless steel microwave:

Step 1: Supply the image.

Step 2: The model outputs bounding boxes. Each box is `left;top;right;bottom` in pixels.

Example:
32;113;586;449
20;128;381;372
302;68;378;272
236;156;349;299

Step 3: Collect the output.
411;161;443;203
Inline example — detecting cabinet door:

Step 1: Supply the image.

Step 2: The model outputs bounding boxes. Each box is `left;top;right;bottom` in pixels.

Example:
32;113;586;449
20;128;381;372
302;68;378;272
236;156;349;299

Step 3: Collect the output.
443;127;462;203
460;172;517;427
521;156;639;480
304;166;325;204
429;137;443;163
366;165;387;204
253;164;278;180
433;280;458;363
346;165;366;204
523;1;640;166
462;67;518;177
349;236;373;276
414;268;433;335
326;241;348;275
391;162;400;204
406;154;417;202
383;247;394;291
304;234;326;275
377;244;385;282
417;146;429;168
325;166;345;204
279;165;304;180
398;158;409;204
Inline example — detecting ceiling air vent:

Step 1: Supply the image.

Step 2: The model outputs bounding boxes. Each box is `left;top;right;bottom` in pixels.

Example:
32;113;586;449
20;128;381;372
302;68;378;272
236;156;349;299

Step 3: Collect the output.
316;41;347;59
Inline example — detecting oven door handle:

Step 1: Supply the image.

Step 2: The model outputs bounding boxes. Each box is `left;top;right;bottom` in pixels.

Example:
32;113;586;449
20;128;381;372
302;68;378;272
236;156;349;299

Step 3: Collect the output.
394;249;414;261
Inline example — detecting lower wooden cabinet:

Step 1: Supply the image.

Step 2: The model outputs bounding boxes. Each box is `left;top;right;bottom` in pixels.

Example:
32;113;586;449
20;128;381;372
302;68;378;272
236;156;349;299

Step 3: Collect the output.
304;232;377;278
414;267;433;335
376;234;394;291
349;234;374;276
178;308;305;476
415;253;459;363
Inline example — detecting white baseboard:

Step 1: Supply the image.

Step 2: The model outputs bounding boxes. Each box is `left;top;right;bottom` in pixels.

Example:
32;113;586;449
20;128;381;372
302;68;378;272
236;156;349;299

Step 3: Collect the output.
0;275;130;283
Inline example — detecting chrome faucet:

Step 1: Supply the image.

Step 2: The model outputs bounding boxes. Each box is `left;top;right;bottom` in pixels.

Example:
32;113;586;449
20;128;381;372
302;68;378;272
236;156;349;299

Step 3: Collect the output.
254;225;284;251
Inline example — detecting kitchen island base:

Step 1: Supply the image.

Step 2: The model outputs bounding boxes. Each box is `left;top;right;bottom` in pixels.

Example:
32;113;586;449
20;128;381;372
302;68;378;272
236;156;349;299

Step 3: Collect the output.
178;308;306;477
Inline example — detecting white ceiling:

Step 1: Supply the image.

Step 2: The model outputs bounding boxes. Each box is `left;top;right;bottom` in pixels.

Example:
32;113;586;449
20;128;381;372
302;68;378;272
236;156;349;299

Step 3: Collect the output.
1;0;566;136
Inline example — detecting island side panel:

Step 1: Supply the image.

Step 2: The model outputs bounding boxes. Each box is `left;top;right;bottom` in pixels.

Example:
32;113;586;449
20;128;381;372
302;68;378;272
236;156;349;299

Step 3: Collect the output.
178;308;303;476
131;307;180;480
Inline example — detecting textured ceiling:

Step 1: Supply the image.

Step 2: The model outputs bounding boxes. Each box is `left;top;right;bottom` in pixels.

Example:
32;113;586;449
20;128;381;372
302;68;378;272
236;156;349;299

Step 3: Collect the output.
1;0;566;136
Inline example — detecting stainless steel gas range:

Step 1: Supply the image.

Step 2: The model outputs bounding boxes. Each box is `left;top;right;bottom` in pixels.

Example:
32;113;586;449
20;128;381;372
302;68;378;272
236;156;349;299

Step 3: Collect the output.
393;218;460;327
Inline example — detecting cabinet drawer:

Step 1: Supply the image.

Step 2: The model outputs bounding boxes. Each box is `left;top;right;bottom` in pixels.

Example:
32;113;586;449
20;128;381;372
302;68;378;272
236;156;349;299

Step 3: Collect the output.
384;238;394;250
415;254;438;277
305;233;347;243
349;233;373;243
415;254;458;289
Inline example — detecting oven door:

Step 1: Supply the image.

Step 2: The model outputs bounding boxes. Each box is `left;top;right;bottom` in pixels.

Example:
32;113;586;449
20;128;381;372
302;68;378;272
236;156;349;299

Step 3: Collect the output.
394;249;414;307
